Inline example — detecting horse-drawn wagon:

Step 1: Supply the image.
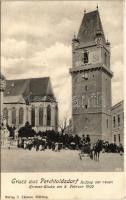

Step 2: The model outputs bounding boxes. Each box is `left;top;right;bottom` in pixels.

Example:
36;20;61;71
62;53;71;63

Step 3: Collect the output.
79;143;92;160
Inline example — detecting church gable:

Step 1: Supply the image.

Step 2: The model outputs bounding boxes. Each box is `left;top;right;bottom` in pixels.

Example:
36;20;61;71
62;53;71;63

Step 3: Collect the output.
29;77;49;97
29;77;55;102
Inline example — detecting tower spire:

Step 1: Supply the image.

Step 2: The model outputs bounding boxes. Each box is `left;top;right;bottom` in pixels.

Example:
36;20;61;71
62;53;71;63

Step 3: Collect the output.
77;7;105;45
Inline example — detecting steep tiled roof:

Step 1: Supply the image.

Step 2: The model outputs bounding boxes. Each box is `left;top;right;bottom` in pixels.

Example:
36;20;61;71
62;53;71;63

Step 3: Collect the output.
4;77;55;103
77;10;105;46
4;95;25;104
4;79;29;96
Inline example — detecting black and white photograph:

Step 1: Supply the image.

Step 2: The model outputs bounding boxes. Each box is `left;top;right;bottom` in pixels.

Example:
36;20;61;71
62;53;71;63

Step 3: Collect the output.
0;1;124;172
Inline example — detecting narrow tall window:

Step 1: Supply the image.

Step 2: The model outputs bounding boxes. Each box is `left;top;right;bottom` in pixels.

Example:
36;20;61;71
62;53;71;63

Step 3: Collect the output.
3;108;8;124
114;135;116;143
105;52;107;66
118;114;120;126
118;134;120;143
39;106;43;126
106;119;109;128
12;107;16;125
31;106;35;127
113;116;116;128
19;107;24;125
85;85;88;91
84;52;88;63
47;105;51;126
55;105;58;128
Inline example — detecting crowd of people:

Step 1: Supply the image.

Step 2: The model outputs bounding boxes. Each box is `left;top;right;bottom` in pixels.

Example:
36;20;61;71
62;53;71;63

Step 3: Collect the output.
5;121;124;154
17;122;91;151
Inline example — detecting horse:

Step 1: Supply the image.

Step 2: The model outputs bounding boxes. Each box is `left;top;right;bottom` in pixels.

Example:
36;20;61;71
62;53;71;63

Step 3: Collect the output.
93;140;103;161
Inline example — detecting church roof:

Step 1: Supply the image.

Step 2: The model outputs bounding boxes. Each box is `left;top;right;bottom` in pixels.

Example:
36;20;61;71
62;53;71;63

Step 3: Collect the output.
4;95;26;104
4;77;56;103
77;10;106;46
4;79;29;96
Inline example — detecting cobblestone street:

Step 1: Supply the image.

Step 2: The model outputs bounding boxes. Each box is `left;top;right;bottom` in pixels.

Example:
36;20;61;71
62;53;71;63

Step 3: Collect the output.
1;148;124;172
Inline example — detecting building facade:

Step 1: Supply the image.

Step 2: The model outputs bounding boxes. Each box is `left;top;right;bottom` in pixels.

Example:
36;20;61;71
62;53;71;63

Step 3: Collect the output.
0;73;6;121
3;77;58;131
111;101;124;145
70;9;113;142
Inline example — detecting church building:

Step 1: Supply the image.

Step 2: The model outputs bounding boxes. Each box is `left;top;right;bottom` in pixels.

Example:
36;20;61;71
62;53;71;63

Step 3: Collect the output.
3;77;58;131
70;9;113;142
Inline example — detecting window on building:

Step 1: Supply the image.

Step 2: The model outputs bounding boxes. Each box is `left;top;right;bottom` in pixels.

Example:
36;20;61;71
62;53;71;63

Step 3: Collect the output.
39;107;43;126
55;105;58;128
117;114;120;126
118;134;120;143
47;105;51;126
12;107;16;125
114;135;116;143
31;106;35;127
85;105;88;109
104;52;107;66
123;112;124;122
84;72;88;80
113;116;116;128
106;119;109;128
84;52;88;63
3;108;8;124
84;86;88;92
19;107;24;124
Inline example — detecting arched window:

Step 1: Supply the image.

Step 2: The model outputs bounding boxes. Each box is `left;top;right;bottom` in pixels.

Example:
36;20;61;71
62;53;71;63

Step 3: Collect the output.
117;114;120;126
39;106;43;126
84;52;88;63
12;107;16;125
3;107;8;123
113;116;116;128
114;135;116;143
47;105;51;126
31;106;35;127
106;119;109;128
19;107;24;125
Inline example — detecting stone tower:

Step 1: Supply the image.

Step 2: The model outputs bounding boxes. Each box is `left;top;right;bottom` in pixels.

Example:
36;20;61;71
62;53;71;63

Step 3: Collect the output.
70;9;113;142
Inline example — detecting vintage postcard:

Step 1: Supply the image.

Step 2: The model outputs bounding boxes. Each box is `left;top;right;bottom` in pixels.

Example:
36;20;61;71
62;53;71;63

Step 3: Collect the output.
0;0;125;199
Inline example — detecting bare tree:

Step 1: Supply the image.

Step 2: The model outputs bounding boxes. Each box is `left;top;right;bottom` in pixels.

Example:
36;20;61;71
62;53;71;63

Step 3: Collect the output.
58;118;69;134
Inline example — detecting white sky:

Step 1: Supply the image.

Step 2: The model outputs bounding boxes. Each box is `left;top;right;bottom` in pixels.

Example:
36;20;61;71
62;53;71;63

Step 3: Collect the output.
1;1;124;121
